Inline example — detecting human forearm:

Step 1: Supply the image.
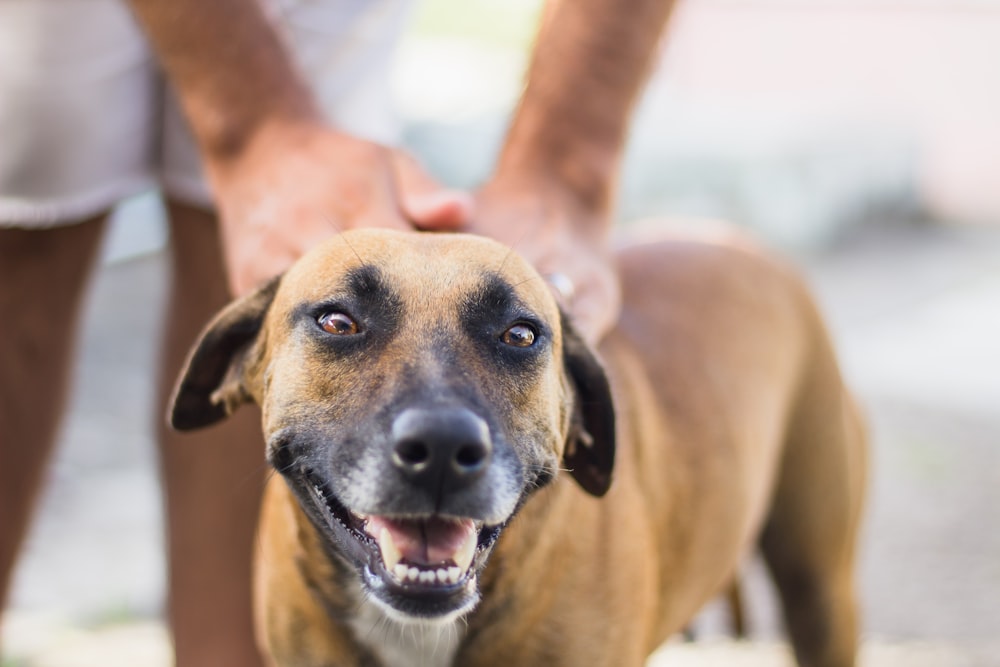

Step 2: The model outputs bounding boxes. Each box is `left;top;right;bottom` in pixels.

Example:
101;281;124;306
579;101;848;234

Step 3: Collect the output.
127;0;471;296
498;0;676;219
125;0;320;161
469;0;676;341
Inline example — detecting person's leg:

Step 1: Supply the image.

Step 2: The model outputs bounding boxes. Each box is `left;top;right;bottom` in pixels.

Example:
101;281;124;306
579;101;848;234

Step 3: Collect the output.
0;217;108;612
157;200;266;667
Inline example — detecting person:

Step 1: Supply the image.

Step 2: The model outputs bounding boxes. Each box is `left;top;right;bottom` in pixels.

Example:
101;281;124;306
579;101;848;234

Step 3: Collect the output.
0;0;676;664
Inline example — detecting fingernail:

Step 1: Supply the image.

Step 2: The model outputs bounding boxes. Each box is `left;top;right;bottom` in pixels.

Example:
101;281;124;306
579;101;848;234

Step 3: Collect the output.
409;190;474;222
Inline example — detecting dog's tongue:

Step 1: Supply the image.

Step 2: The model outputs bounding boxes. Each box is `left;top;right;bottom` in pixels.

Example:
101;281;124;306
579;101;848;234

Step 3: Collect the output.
366;515;477;570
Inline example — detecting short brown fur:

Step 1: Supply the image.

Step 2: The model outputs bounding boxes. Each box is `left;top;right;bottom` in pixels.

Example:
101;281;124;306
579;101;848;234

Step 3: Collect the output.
172;227;865;667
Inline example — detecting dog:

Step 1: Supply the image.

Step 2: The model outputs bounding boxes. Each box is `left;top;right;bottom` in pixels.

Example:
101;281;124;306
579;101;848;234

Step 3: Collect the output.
170;227;866;667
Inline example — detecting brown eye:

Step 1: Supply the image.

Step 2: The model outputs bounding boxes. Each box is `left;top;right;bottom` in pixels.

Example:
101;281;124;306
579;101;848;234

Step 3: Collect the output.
501;323;536;348
318;311;359;335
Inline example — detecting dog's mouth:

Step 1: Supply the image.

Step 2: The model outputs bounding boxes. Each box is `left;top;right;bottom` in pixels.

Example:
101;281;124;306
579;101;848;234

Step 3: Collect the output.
299;469;503;618
362;514;478;586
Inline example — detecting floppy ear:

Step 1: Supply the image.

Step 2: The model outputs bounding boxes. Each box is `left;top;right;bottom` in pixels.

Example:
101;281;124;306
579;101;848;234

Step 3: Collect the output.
560;312;616;497
169;277;280;431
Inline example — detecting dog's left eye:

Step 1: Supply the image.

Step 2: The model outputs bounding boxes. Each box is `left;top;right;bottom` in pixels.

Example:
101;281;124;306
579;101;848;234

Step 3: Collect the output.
318;311;359;335
501;323;537;348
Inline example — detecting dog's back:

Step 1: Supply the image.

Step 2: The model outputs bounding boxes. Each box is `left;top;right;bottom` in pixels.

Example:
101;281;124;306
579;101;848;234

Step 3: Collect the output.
616;233;865;661
458;231;866;666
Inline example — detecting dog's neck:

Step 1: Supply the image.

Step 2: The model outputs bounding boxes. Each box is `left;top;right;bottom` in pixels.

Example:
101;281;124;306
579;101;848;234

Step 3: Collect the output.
348;590;466;667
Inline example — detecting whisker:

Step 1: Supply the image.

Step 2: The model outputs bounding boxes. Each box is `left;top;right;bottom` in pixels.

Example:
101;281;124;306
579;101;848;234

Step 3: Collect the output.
321;213;344;235
400;620;411;656
523;461;570;474
431;620;443;659
381;615;394;646
323;214;366;266
495;221;535;274
362;614;380;643
226;458;274;493
270;457;299;476
512;274;545;289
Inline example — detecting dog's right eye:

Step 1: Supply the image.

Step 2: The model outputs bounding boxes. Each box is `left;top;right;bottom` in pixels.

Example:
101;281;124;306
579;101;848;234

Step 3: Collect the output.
318;312;359;335
501;323;537;348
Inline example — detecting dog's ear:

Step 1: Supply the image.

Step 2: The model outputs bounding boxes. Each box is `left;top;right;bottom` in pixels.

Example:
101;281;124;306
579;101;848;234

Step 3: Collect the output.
561;311;616;497
169;277;280;431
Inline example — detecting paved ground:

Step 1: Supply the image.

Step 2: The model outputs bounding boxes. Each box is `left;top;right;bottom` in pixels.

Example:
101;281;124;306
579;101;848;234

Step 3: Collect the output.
2;219;998;666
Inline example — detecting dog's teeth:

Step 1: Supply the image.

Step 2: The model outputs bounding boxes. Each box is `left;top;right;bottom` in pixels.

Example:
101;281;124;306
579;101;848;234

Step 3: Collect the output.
391;564;462;586
453;529;477;574
310;485;332;517
378;527;403;571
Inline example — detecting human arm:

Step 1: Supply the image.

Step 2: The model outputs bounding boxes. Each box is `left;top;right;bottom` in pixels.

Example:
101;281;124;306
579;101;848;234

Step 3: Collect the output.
461;0;677;342
125;0;470;295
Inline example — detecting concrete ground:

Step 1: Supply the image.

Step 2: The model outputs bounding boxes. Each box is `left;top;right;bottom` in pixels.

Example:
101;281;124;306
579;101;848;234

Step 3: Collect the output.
2;217;998;666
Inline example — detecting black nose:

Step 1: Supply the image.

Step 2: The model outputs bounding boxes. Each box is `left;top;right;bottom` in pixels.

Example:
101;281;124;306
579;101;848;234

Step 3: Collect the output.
391;408;492;493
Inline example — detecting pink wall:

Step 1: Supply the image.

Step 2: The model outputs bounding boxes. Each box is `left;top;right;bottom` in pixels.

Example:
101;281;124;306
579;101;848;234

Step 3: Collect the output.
658;1;1000;223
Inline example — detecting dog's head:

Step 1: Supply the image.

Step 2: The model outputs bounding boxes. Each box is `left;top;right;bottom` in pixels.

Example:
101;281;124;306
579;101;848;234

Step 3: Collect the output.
170;229;614;622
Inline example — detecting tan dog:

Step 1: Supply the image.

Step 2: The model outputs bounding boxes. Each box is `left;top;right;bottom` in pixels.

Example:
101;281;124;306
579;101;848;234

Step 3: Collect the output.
170;228;866;667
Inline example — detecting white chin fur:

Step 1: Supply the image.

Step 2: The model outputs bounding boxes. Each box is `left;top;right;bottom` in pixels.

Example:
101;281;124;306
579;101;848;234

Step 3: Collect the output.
350;586;473;667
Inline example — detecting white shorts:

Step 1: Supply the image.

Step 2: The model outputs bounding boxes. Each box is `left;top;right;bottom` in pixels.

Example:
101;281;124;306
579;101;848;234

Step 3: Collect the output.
0;0;413;227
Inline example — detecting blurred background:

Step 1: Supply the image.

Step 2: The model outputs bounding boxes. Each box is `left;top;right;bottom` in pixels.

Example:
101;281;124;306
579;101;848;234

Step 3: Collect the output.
3;0;998;665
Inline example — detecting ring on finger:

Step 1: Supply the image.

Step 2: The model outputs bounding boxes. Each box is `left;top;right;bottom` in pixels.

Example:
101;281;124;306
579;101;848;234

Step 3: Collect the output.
545;272;576;302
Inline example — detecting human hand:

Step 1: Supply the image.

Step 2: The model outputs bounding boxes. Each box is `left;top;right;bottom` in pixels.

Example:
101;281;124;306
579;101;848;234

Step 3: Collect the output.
204;118;473;296
419;175;621;345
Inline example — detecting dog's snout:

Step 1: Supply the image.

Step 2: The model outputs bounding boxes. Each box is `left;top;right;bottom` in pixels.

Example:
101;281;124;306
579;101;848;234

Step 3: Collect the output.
391;408;492;491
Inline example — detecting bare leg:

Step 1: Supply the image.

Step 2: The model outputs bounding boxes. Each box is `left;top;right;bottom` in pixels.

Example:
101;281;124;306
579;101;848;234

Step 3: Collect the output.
157;201;265;667
0;218;107;613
